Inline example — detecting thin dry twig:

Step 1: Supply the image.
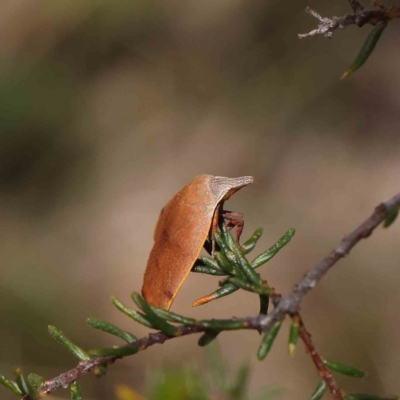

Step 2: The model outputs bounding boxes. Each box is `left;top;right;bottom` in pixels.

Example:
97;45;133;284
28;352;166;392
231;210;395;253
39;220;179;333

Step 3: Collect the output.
299;1;392;39
349;0;365;14
22;189;400;400
298;316;344;400
257;191;400;332
30;326;206;398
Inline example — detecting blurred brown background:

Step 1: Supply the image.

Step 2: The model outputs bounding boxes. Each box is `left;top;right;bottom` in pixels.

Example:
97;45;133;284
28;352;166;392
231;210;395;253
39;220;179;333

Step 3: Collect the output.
1;0;400;399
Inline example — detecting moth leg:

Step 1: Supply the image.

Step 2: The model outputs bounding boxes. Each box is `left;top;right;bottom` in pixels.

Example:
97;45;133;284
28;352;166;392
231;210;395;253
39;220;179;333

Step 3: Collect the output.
208;203;223;254
222;210;244;243
202;204;223;256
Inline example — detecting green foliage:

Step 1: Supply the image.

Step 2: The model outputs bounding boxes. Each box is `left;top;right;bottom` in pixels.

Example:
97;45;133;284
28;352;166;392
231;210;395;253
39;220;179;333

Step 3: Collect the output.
198;330;220;347
27;373;44;390
383;209;399;228
204;344;283;400
87;318;137;343
146;344;281;400
228;277;273;296
192;227;295;306
230;238;263;285
323;360;367;378
151;305;197;326
341;21;388;79
14;368;38;398
191;264;226;276
112;296;153;328
0;222;397;400
48;325;90;361
88;346;138;358
0;375;23;396
227;362;251;400
250;228;295;269
132;293;177;335
242;228;264;254
311;381;327;400
257;321;282;361
196;255;223;272
148;365;209;400
71;381;83;400
288;317;300;355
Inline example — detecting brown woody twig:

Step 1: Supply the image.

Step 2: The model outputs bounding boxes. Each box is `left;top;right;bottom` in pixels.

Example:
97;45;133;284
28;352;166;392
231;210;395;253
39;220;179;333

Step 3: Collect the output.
299;0;394;39
298;316;344;400
257;191;400;332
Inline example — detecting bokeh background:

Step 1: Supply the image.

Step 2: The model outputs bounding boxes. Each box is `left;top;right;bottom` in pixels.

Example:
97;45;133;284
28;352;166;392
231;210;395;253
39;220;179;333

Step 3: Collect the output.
1;0;400;399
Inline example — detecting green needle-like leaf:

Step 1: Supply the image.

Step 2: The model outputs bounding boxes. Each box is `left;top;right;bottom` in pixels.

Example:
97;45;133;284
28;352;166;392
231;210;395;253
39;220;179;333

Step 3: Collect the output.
111;296;153;328
0;375;23;396
192;283;238;306
228;277;272;296
191;264;227;276
87;318;137;343
215;231;233;255
242;228;264;254
311;381;327;400
230;241;262;285
194;229;295;306
192;256;228;275
219;222;236;251
216;229;241;264
14;369;37;398
251;228;296;269
88;346;138;358
131;292;177;335
199;319;250;330
198;330;220;347
288;317;300;355
70;381;83;400
48;326;90;361
214;251;241;276
198;256;224;272
383;209;398;228
323;360;366;378
341;21;388;79
151;306;197;326
154;306;249;331
27;373;44;390
345;395;398;400
257;321;282;361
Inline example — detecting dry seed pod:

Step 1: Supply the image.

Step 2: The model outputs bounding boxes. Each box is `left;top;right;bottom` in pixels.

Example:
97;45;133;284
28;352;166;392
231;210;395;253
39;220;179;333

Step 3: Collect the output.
142;174;253;310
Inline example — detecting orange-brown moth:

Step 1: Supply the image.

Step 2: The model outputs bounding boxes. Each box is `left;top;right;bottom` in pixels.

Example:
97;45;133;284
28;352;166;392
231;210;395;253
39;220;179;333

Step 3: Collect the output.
142;174;253;310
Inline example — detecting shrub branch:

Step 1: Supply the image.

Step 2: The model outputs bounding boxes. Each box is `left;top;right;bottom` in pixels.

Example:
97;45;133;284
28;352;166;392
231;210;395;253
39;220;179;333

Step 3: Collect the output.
17;189;400;400
256;191;400;333
298;316;342;399
299;0;397;38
